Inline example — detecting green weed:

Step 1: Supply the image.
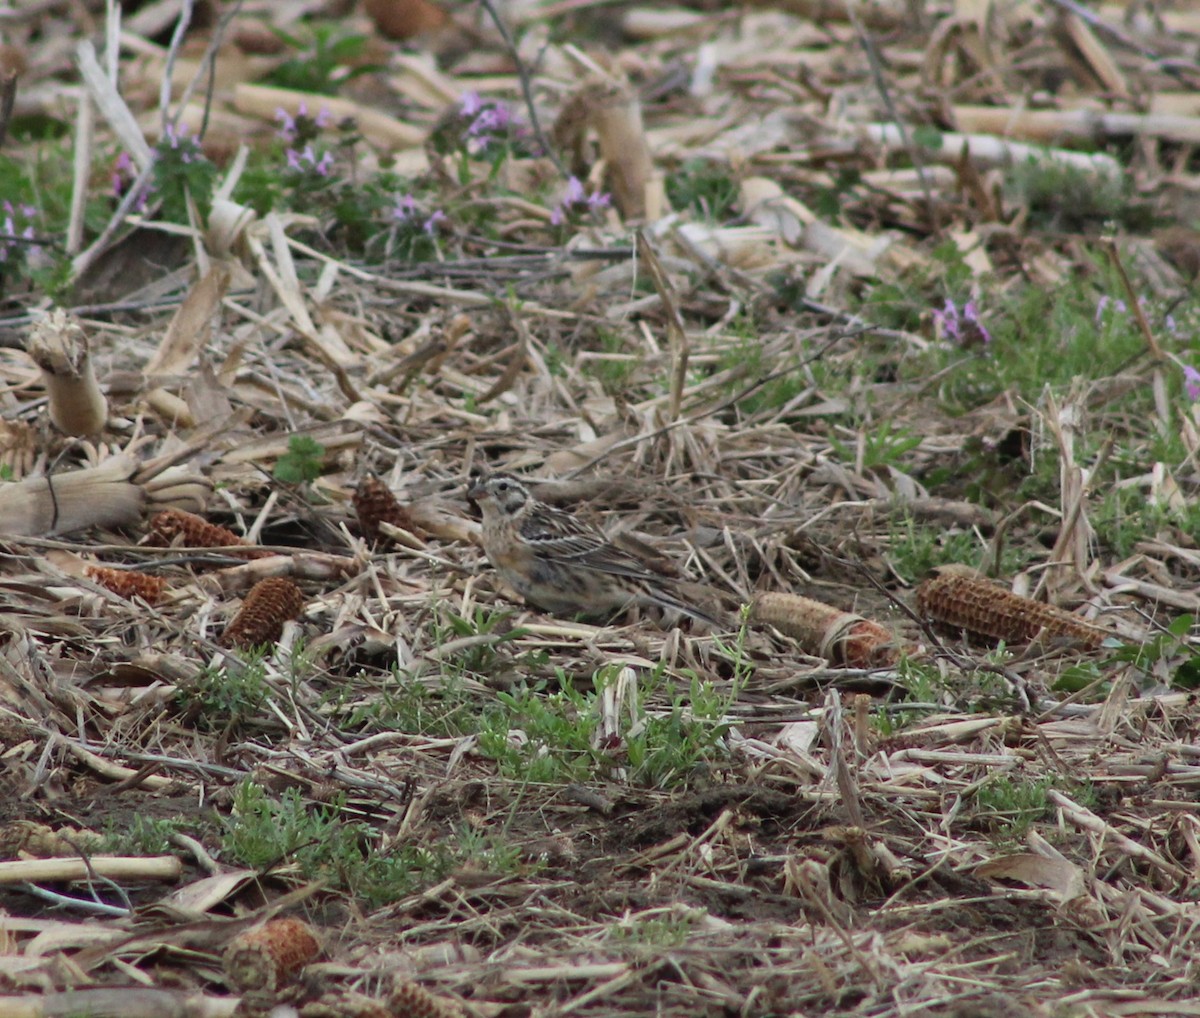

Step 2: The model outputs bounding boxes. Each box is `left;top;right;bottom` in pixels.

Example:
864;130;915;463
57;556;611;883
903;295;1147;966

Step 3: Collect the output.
222;781;452;907
666;159;739;220
274;435;326;484
178;655;270;734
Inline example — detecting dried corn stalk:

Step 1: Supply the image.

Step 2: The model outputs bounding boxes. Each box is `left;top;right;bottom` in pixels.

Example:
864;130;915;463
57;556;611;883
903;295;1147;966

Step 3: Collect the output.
0;454;208;537
25;310;108;436
916;566;1107;649
751;592;906;667
554;80;653;219
223;917;320;991
219;577;306;649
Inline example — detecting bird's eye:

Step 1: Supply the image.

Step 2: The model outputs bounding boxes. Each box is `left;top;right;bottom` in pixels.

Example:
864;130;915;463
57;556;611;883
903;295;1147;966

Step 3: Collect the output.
496;480;509;492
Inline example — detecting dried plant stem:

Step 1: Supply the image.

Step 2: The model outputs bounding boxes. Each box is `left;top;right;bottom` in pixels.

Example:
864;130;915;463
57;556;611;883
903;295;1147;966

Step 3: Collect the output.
636;231;687;421
0;856;181;884
1105;238;1163;360
26;310;108;436
477;0;567;177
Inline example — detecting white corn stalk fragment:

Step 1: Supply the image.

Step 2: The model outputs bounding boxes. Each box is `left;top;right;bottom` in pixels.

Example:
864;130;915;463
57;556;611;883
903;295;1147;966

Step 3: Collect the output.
0;454;209;537
26;310;108;437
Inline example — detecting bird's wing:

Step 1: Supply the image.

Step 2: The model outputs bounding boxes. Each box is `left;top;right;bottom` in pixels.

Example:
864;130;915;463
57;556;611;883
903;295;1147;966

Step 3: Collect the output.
521;505;668;581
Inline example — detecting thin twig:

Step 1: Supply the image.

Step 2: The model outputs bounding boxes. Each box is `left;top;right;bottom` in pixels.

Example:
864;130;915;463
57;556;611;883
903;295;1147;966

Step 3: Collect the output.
477;0;568;178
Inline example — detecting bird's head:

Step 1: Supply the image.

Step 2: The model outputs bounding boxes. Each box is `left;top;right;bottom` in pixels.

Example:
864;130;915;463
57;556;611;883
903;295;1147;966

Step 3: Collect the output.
466;473;531;517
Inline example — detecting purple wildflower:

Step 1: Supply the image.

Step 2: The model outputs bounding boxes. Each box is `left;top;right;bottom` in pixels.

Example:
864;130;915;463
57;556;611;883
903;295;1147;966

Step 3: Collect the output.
392;194;419;220
1184;364;1200;401
422;210;447;235
285;145;333;175
563;176;586;205
552;176;612;225
469;106;510;136
458;91;484;117
111;151;133;196
0;201;40;263
1095;295;1128;323
162;122;197;162
275;107;297;140
934;297;990;348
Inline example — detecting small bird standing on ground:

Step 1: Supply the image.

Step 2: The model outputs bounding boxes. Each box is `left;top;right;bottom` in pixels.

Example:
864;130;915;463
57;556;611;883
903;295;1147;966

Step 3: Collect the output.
467;473;721;627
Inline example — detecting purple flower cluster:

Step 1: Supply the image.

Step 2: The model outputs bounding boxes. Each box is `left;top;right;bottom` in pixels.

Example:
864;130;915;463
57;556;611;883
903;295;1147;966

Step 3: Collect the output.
275;103;336;177
393;194;446;236
457;91;514;155
161;122;200;163
0;201;39;264
286;145;334;176
111;151;154;213
275;102;333;142
1183;363;1200;401
933;297;990;347
1096;293;1179;336
550;176;611;226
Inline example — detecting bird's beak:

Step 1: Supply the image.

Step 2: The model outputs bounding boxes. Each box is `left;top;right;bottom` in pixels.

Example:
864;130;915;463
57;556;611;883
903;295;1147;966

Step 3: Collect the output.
466;482;486;502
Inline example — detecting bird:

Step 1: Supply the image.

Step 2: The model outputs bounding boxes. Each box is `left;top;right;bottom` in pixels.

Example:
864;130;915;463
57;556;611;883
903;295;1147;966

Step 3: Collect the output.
466;472;722;627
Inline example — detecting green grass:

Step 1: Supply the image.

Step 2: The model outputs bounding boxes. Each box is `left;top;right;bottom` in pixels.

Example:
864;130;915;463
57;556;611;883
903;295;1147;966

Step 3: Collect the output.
888;515;988;584
582;328;641;394
101;815;189;856
177;654;271;735
221;781;529;906
477;665;736;788
972;773;1096;843
1005;157;1155;233
666;158;740;221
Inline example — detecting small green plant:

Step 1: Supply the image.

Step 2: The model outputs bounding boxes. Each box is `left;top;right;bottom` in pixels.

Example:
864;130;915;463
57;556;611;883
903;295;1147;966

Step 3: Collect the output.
665;158;739;220
1006;157;1152;232
222;781;452;907
973;774;1055;841
894;656;951;708
609;909;699;949
353;672;478;737
625;675;734;788
478;680;598;784
583;328;641;394
274;435;325;484
102;815;187;855
887;514;985;583
179;655;270;734
829;420;923;472
475;664;735;788
1110;614;1200;690
974;773;1096;843
426;606;529;680
266;25;379;95
152;123;218;223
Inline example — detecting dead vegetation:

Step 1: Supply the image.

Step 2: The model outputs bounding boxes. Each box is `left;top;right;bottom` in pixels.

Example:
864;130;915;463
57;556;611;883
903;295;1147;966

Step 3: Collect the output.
1;0;1200;1015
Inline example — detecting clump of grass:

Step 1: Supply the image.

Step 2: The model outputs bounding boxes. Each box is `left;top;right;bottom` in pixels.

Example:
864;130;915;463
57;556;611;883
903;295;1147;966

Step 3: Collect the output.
101;815;191;856
582;328;641;394
666;158;740;220
477;665;735;788
973;773;1095;843
1006;158;1154;232
221;782;449;906
177;654;270;735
